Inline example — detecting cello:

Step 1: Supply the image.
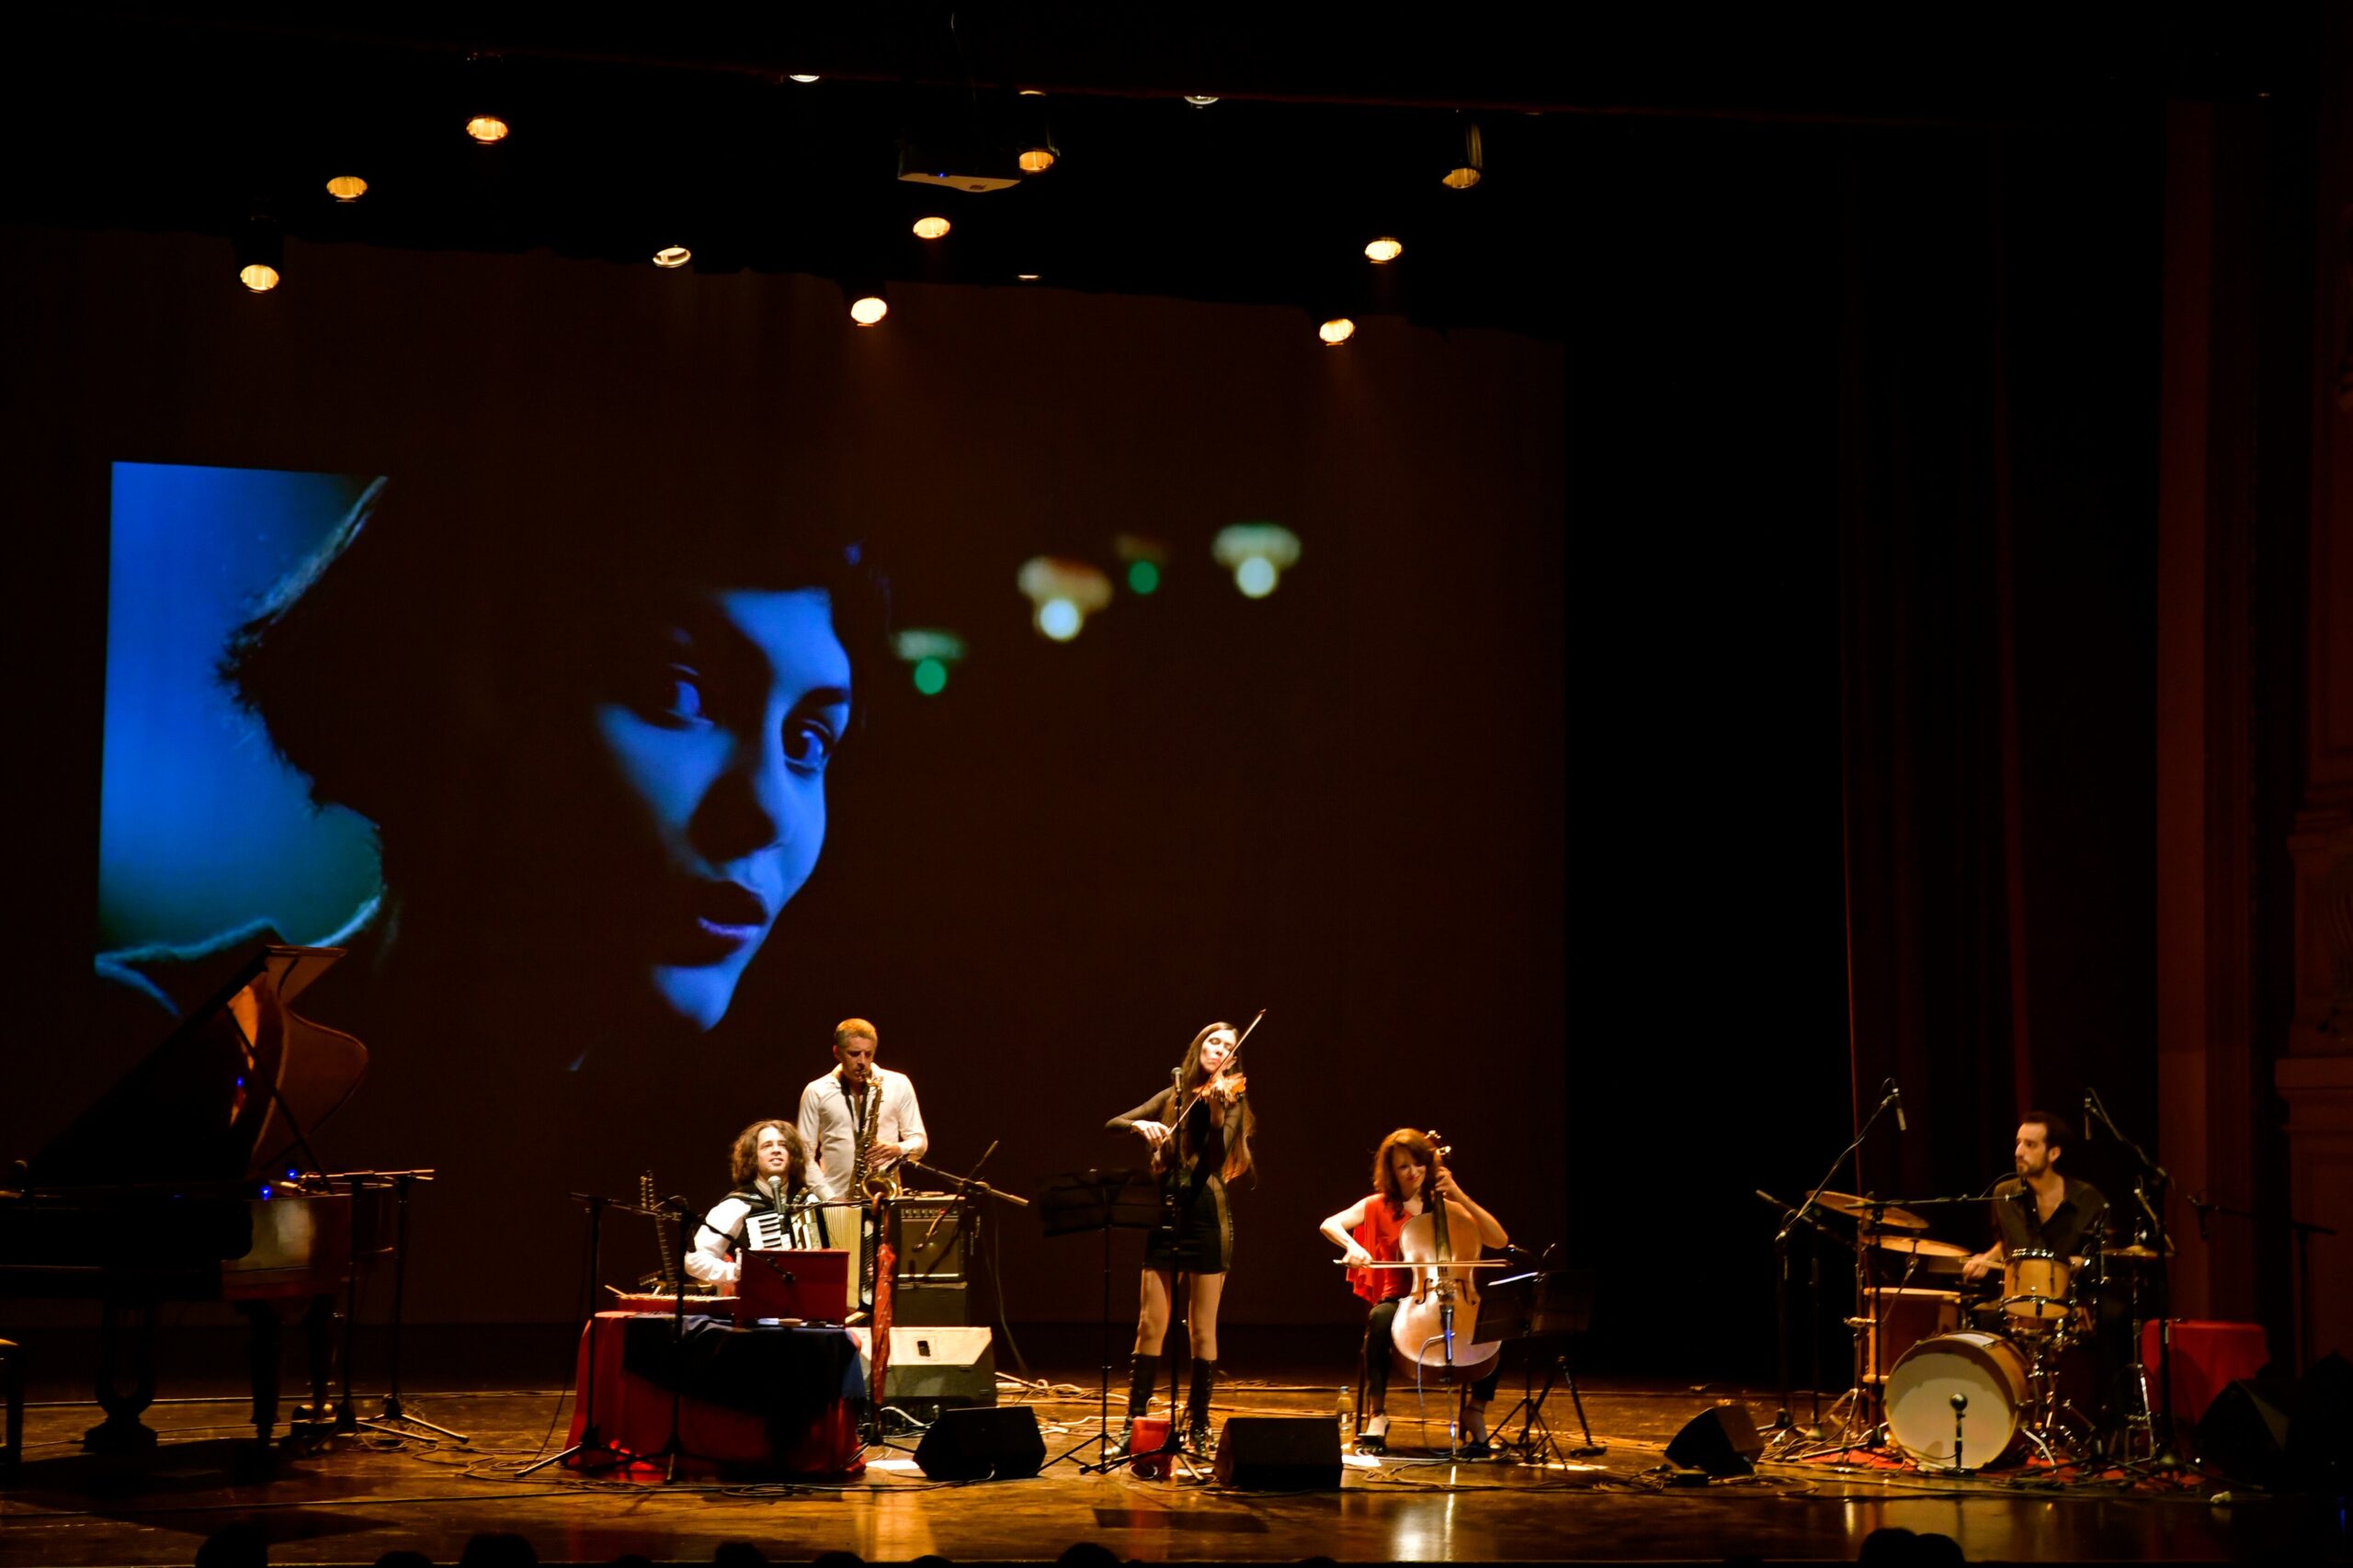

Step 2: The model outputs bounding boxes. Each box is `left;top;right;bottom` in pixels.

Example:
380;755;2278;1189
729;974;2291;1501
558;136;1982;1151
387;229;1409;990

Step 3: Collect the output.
1388;1133;1503;1385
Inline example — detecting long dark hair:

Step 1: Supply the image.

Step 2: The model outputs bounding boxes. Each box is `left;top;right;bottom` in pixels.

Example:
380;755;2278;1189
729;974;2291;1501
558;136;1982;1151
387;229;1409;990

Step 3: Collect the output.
1169;1021;1254;1185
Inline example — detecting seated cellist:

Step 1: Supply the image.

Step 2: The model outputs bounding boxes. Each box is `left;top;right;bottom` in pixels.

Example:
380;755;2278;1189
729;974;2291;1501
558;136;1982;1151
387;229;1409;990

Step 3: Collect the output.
1318;1128;1509;1455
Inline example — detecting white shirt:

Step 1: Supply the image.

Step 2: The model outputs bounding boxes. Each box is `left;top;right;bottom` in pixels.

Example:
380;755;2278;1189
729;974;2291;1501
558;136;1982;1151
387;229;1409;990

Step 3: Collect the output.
685;1178;822;1284
796;1064;927;1201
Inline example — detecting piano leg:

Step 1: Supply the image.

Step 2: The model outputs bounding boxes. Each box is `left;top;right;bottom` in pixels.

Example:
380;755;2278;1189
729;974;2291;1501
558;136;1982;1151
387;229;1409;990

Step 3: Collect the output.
87;1298;160;1452
290;1295;335;1443
239;1301;281;1448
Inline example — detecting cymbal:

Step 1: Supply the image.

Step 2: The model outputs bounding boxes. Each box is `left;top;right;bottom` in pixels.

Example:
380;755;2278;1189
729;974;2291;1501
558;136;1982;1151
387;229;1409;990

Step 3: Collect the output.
1813;1191;1929;1232
2106;1244;2171;1262
1874;1234;1971;1260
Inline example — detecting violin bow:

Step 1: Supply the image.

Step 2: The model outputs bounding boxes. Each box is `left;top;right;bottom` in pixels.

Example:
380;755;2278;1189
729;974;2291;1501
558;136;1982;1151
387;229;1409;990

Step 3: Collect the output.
1224;1008;1267;1072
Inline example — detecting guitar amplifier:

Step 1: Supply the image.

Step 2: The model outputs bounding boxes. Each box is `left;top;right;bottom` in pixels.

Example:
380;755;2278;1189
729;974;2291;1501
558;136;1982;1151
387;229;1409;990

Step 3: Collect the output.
889;1196;972;1281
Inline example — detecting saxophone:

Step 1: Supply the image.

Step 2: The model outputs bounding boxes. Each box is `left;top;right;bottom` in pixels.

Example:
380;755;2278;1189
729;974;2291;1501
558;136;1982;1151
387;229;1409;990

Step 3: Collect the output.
853;1074;901;1205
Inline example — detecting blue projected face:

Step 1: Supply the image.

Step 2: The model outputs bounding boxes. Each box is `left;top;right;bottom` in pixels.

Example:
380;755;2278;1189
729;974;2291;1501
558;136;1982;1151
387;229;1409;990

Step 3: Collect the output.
590;588;852;1031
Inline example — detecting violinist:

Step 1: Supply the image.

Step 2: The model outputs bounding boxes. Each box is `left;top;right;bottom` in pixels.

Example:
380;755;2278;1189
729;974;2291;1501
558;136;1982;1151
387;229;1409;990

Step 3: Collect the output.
1318;1129;1508;1456
1105;1020;1254;1458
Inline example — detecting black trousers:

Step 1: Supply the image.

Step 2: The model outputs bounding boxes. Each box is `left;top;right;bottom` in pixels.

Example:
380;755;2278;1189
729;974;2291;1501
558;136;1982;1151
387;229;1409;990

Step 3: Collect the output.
1365;1298;1500;1405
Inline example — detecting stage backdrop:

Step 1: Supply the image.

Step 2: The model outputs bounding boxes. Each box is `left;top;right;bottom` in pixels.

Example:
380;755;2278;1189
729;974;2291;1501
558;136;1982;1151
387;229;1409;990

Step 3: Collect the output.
6;221;1567;1334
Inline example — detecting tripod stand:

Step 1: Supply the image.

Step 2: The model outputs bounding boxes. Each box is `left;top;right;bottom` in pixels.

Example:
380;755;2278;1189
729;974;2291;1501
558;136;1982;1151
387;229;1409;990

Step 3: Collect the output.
1037;1169;1165;1471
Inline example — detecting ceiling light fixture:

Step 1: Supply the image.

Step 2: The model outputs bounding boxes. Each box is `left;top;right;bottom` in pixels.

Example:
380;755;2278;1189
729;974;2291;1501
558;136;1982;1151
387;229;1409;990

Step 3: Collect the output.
1183;95;1219;108
912;215;951;240
1317;317;1357;347
1364;236;1403;264
653;245;692;268
324;175;368;203
234;214;283;293
1442;119;1484;189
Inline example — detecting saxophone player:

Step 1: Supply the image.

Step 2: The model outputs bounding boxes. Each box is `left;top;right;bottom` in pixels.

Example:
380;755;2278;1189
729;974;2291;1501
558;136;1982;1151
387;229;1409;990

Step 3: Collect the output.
796;1018;929;1203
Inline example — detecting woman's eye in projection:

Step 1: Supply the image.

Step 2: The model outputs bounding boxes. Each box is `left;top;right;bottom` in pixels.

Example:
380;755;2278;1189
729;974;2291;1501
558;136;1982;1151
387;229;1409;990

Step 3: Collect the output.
782;716;839;773
636;664;710;726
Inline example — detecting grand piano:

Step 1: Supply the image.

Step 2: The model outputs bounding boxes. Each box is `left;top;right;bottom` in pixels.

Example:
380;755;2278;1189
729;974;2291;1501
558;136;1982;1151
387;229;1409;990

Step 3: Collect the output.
0;946;385;1453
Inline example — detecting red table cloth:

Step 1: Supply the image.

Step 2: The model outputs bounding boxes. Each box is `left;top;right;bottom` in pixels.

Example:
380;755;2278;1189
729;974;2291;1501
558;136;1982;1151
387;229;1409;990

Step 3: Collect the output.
565;1311;865;1477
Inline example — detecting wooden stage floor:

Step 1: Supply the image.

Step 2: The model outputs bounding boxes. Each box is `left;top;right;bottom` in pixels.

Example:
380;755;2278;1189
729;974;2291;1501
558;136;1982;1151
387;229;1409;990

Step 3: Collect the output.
1;1362;2343;1565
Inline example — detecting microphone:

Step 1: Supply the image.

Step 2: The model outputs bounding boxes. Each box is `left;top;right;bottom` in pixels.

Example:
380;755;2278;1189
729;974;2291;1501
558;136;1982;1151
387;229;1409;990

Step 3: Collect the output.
2191;1191;2211;1243
2083;1092;2096;1140
1887;1080;1908;1133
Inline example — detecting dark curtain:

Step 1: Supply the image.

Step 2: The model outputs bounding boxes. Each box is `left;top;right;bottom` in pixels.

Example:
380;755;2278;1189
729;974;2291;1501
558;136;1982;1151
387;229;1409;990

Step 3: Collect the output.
1837;123;2159;1220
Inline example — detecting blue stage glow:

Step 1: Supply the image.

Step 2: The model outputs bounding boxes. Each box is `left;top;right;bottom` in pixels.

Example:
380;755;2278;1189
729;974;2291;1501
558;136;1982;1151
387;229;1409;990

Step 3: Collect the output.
100;464;384;950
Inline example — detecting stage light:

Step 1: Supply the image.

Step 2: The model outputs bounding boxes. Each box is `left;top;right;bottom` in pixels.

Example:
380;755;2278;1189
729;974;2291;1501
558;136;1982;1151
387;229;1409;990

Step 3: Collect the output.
1017;272;1042;282
1443;119;1484;188
1211;522;1302;598
234;216;283;293
1184;95;1219;108
461;51;513;143
1017;557;1113;641
1364;236;1403;264
1318;316;1357;346
1018;87;1046;97
850;293;889;324
652;245;692;268
892;629;966;696
913;215;951;240
788;74;821;84
1114;533;1167;595
1015;93;1058;173
324;175;368;203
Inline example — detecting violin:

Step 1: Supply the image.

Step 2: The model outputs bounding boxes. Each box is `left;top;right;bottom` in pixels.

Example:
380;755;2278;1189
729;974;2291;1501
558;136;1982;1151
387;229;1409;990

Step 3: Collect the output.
1388;1132;1502;1377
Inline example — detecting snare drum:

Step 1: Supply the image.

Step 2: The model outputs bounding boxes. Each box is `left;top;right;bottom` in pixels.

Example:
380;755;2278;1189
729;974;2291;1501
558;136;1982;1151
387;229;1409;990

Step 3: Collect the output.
2001;1248;2073;1334
1884;1330;2031;1469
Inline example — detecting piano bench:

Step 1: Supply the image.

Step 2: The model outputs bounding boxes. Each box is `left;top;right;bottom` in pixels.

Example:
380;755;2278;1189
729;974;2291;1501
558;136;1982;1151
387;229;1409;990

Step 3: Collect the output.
0;1337;20;1469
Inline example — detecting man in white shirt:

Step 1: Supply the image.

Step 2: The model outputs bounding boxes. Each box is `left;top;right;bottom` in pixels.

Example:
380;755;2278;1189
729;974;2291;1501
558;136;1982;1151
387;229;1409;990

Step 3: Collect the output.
796;1017;928;1201
684;1119;818;1285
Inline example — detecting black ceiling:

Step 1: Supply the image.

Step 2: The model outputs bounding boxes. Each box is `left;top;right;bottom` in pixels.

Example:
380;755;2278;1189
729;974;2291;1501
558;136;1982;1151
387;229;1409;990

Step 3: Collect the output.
7;6;2310;341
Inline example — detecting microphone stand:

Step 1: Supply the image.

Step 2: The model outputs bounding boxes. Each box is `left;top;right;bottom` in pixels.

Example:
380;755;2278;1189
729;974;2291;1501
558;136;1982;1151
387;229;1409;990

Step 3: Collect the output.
901;1152;1034;1382
1767;1085;1904;1459
520;1190;624;1477
2082;1087;2183;1468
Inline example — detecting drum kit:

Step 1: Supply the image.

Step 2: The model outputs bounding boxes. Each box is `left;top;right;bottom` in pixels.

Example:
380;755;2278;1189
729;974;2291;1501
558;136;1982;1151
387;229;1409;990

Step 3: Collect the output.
1788;1190;2170;1472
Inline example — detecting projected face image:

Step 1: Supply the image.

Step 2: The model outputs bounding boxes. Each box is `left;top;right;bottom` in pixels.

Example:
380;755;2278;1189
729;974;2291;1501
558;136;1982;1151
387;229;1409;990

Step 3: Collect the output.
589;587;852;1031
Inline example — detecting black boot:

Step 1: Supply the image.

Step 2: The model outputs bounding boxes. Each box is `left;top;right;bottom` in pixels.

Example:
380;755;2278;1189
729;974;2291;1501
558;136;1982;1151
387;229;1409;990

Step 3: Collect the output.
1110;1353;1159;1460
1185;1360;1218;1457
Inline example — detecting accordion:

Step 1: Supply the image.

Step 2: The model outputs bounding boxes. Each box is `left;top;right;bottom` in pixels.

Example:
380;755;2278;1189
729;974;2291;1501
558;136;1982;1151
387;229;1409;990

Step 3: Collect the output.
745;1205;822;1252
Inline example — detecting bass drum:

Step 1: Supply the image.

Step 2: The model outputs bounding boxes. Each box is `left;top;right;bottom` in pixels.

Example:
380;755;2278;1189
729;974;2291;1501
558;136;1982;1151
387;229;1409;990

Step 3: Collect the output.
1883;1330;2030;1470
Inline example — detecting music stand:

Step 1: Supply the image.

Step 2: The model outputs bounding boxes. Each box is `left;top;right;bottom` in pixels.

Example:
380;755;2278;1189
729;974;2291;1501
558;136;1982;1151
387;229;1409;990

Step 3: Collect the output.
1037;1169;1164;1471
1482;1264;1601;1462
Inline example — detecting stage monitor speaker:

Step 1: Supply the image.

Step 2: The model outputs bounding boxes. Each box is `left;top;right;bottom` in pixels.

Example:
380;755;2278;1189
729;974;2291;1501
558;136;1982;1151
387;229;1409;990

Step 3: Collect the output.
913;1405;1043;1481
2199;1377;2299;1487
1211;1416;1343;1490
876;1325;995;1414
1665;1403;1765;1477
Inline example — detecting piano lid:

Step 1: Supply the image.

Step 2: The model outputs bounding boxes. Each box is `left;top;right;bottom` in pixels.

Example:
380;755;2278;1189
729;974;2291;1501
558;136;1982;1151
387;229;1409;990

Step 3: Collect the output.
33;946;367;1188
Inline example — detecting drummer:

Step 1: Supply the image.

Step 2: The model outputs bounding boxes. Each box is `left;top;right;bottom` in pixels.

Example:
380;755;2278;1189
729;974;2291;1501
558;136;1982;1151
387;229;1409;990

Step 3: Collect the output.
1961;1112;2109;1295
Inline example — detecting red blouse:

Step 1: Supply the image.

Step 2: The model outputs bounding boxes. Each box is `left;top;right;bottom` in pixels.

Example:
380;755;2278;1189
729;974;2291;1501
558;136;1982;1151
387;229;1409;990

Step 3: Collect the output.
1347;1194;1412;1305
